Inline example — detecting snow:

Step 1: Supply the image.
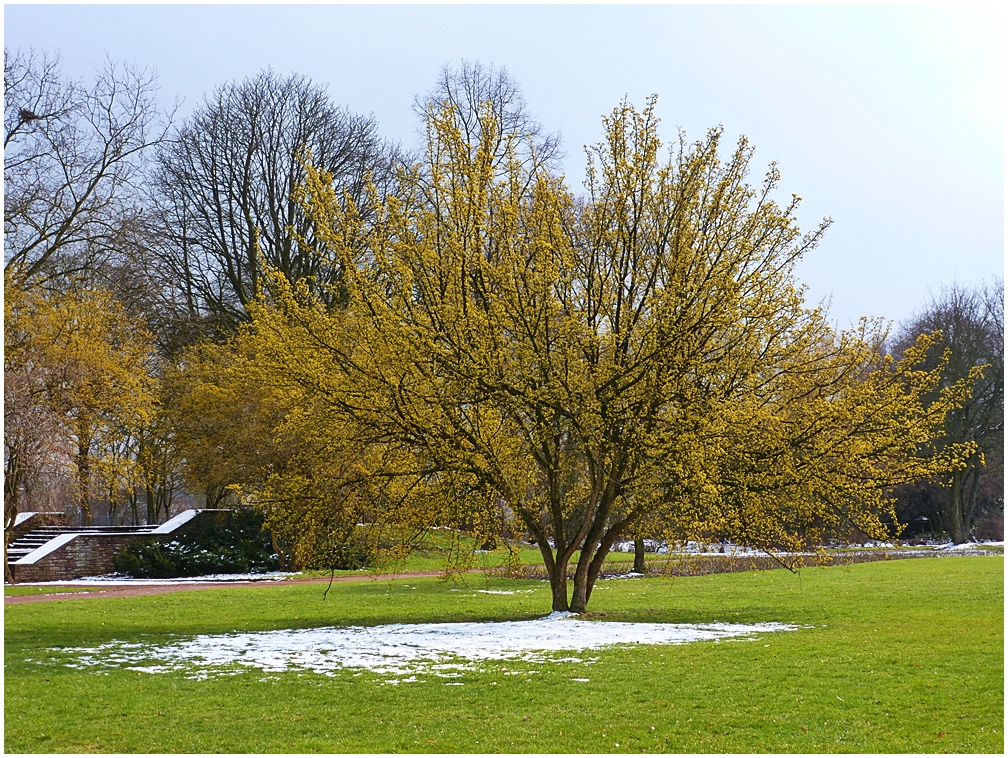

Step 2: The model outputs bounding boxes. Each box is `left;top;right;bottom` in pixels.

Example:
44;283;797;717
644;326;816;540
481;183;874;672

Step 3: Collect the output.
611;540;782;557
611;538;1005;557
52;615;798;680
14;512;38;527
940;541;1002;552
475;589;535;595
20;571;298;586
149;509;200;534
608;571;645;580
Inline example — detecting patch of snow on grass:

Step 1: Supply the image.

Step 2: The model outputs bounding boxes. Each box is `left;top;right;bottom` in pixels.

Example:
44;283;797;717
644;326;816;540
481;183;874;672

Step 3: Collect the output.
53;615;798;680
22;571;299;586
939;542;997;553
607;572;645;580
476;589;535;595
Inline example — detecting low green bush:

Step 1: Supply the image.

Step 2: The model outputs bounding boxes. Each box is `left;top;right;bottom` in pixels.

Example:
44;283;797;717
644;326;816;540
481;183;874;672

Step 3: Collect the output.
113;510;280;577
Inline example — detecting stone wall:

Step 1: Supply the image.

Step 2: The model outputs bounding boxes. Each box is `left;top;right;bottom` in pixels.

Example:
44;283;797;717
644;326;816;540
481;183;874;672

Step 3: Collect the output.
10;533;145;583
9;510;228;583
9;512;66;542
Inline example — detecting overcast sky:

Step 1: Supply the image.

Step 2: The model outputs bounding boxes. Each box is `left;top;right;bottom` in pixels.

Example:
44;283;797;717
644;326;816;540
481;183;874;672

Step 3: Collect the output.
5;3;1004;330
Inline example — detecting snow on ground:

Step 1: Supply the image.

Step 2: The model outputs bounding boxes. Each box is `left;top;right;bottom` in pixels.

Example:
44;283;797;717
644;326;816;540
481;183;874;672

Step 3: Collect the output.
611;538;1004;555
941;540;1004;552
611;540;792;556
475;589;536;595
52;615;799;681
22;571;298;586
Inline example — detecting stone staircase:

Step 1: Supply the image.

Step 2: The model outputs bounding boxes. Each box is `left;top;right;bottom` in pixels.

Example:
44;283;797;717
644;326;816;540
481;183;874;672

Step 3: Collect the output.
7;524;156;564
6;510;220;583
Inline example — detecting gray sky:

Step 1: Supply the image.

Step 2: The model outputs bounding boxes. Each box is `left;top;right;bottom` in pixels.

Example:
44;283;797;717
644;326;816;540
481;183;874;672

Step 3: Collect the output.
5;3;1003;330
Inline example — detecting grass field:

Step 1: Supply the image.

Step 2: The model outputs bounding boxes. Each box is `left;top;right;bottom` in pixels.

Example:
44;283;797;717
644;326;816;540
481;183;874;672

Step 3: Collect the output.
4;585;97;597
4;556;1002;753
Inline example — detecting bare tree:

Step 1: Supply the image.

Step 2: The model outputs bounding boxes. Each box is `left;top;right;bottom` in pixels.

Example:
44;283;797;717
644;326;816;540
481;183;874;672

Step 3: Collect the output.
3;359;72;581
150;69;401;334
4;48;170;288
892;279;1004;543
416;60;562;179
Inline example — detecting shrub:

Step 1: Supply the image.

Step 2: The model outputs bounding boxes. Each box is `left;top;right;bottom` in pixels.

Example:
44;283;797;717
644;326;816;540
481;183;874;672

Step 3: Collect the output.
113;510;280;578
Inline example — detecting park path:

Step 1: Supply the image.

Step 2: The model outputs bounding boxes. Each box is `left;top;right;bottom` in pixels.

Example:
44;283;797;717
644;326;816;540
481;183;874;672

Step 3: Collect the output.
3;570;465;605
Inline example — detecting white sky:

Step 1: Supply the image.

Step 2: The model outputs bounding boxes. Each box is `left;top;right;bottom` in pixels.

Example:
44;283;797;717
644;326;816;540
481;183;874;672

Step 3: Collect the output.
4;3;1004;329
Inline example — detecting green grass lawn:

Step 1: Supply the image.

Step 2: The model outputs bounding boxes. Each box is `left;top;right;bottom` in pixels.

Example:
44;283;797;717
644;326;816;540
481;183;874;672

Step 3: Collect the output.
4;585;98;597
4;556;1002;753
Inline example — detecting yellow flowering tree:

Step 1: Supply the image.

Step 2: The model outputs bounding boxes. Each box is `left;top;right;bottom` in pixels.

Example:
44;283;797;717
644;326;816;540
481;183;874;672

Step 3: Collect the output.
168;335;309;567
249;97;972;612
4;279;154;530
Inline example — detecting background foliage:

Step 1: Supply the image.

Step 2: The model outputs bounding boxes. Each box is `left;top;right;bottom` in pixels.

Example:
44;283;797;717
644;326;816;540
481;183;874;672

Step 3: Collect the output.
112;509;280;578
4;50;1003;593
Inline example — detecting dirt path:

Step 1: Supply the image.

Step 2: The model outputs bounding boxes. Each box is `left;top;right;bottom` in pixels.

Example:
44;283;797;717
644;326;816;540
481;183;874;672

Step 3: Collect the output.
3;570;466;605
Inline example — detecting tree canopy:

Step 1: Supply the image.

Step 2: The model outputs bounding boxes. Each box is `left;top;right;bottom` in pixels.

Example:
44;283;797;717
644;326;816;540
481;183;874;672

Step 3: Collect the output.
150;69;400;335
243;96;973;611
4;49;168;289
891;280;1004;543
4;49;993;599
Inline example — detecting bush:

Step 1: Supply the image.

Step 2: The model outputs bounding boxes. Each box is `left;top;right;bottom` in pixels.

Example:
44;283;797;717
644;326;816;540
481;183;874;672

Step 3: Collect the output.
973;508;1004;542
113;510;280;578
297;530;372;571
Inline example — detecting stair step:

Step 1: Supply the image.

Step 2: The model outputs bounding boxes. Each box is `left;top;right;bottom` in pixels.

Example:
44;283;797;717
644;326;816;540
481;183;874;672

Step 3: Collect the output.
8;527;159;555
8;527;158;561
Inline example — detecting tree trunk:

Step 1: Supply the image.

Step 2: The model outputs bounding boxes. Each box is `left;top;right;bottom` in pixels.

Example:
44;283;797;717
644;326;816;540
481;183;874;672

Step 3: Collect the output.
571;519;630;613
550;573;569;612
570;573;589;613
571;539;605;613
949;469;966;544
546;548;570;612
3;529;12;584
523;521;570;612
633;536;646;574
570;538;599;613
964;466;981;537
156;481;171;523
271;531;288;571
76;435;92;525
4;490;18;584
4;452;22;583
146;483;156;525
206;484;227;509
163;480;175;522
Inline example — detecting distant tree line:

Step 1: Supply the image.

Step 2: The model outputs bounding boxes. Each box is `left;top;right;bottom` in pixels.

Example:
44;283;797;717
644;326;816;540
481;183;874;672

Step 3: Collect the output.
889;281;1003;544
4;48;1002;595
